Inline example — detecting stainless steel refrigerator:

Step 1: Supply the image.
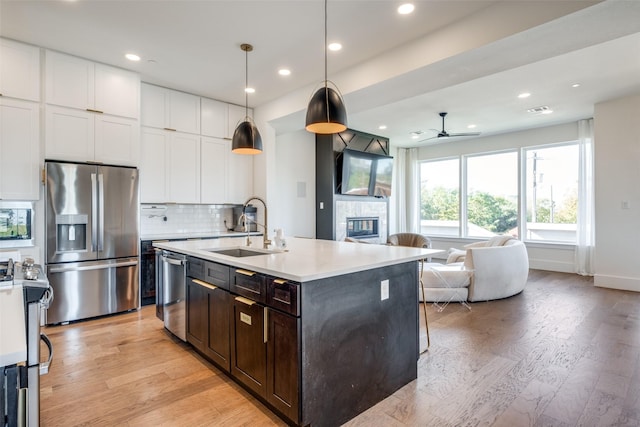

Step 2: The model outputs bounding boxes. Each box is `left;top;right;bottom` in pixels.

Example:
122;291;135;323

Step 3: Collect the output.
44;161;139;324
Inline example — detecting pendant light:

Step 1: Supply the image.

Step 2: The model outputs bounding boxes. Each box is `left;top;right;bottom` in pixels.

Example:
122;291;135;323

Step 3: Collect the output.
232;43;263;154
305;0;347;134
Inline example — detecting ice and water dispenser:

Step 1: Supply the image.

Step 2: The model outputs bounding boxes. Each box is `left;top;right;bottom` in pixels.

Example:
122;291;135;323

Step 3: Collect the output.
55;214;88;252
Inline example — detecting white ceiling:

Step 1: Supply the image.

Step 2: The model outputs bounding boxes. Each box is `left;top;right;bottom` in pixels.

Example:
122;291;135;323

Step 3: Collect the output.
2;0;640;148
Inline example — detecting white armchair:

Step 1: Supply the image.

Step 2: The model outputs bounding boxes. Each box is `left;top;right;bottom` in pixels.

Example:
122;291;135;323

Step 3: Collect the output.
421;237;529;303
462;238;529;301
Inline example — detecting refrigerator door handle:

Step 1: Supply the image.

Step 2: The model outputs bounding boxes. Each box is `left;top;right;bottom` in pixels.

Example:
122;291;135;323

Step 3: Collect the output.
49;260;138;273
91;173;98;252
98;173;105;252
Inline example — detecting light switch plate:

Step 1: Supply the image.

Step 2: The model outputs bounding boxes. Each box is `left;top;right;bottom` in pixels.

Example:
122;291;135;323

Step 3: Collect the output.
381;279;389;300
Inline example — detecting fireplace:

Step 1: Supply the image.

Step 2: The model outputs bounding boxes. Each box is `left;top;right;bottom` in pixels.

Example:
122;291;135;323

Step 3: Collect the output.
335;200;387;243
346;217;379;240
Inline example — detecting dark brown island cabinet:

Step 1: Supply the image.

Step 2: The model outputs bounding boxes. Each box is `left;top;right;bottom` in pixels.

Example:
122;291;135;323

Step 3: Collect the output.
184;255;418;427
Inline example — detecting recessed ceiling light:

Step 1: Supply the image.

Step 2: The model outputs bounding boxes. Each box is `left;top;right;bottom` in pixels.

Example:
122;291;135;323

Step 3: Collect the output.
398;3;415;15
328;42;342;51
410;131;423;139
125;53;140;61
245;87;255;94
541;109;554;115
467;124;477;129
572;83;581;88
518;92;531;99
278;68;291;76
379;125;387;130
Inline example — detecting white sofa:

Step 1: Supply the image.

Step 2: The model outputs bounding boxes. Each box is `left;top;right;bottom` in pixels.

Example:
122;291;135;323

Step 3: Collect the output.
421;236;529;303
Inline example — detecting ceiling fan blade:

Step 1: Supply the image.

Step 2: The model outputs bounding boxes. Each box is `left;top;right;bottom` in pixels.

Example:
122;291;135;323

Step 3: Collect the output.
417;135;439;143
446;132;481;137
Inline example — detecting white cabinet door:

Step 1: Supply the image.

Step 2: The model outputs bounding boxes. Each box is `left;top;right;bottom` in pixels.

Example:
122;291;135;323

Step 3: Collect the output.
45;105;95;162
227;103;248;139
201;98;227;138
45;51;93;111
46;50;139;118
169;90;200;134
140;127;168;203
141;83;200;134
200;136;228;203
0;98;40;200
94;63;139;119
0;38;40;102
140;83;166;128
45;105;139;165
227;151;253;204
94;115;139;166
167;132;201;203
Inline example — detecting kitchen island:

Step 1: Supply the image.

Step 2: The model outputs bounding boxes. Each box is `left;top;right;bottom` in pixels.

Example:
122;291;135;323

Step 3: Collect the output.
154;236;441;427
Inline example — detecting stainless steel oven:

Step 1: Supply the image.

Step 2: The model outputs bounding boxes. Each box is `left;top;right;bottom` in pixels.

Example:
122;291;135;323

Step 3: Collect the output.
1;257;52;427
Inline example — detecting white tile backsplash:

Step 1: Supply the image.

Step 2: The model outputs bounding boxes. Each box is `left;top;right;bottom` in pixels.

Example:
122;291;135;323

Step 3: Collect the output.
140;204;240;237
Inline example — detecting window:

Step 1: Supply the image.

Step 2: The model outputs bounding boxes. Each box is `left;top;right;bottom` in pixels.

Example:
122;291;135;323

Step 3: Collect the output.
419;158;459;236
418;141;581;244
466;151;518;237
0;202;34;248
524;144;578;242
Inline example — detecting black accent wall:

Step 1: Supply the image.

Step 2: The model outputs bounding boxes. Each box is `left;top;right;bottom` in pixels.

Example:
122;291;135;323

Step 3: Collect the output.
315;129;390;241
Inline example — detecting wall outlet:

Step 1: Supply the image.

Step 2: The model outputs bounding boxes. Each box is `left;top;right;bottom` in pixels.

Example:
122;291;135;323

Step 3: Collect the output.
381;279;389;300
319;201;324;209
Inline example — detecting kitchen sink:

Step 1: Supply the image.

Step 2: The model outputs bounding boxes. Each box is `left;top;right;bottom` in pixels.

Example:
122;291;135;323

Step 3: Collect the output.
205;247;275;257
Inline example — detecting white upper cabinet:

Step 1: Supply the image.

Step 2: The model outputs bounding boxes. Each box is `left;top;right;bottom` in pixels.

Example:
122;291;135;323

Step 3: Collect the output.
140;127;201;204
167;132;201;203
227;150;253;204
45;50;139;118
45;105;139;166
200;136;253;205
0;98;40;200
202;98;252;140
0;38;40;102
141;83;200;134
200;98;227;139
139;128;168;203
200;136;228;203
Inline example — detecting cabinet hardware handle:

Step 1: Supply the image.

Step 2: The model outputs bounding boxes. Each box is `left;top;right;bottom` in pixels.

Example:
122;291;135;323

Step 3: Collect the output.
41;168;46;185
273;279;287;285
192;279;217;290
85;108;104;114
163;127;177;132
235;269;256;277
264;307;268;343
235;296;255;306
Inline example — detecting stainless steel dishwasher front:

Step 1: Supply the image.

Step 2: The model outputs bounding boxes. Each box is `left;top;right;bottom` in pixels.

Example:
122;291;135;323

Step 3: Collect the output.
160;251;187;341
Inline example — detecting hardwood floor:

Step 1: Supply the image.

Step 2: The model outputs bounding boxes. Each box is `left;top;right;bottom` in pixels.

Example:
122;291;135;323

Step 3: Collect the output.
40;270;640;426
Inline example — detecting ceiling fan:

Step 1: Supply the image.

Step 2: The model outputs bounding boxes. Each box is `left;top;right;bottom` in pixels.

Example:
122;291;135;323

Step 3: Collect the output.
419;112;481;142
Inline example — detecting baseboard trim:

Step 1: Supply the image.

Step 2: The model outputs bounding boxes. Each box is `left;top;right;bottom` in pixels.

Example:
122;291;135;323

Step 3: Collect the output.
594;274;640;292
529;258;574;273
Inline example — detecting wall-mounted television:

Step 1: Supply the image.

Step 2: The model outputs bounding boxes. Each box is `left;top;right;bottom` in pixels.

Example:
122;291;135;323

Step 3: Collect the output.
337;149;393;197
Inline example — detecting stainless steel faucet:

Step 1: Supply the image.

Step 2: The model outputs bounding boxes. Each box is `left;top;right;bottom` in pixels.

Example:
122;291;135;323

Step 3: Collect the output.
243;196;272;249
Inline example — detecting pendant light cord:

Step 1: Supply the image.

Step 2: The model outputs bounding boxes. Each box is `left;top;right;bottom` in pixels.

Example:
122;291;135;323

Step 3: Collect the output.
324;0;328;89
245;46;249;119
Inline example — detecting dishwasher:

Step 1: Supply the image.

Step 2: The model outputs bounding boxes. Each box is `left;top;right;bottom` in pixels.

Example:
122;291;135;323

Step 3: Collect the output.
160;250;187;341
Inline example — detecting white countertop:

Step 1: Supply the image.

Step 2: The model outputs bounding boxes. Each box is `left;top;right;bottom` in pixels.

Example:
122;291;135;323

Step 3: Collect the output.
154;237;444;282
0;284;27;366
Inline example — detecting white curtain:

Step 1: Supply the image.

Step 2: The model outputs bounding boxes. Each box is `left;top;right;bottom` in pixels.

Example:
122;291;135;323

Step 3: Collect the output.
575;118;595;275
394;147;420;233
